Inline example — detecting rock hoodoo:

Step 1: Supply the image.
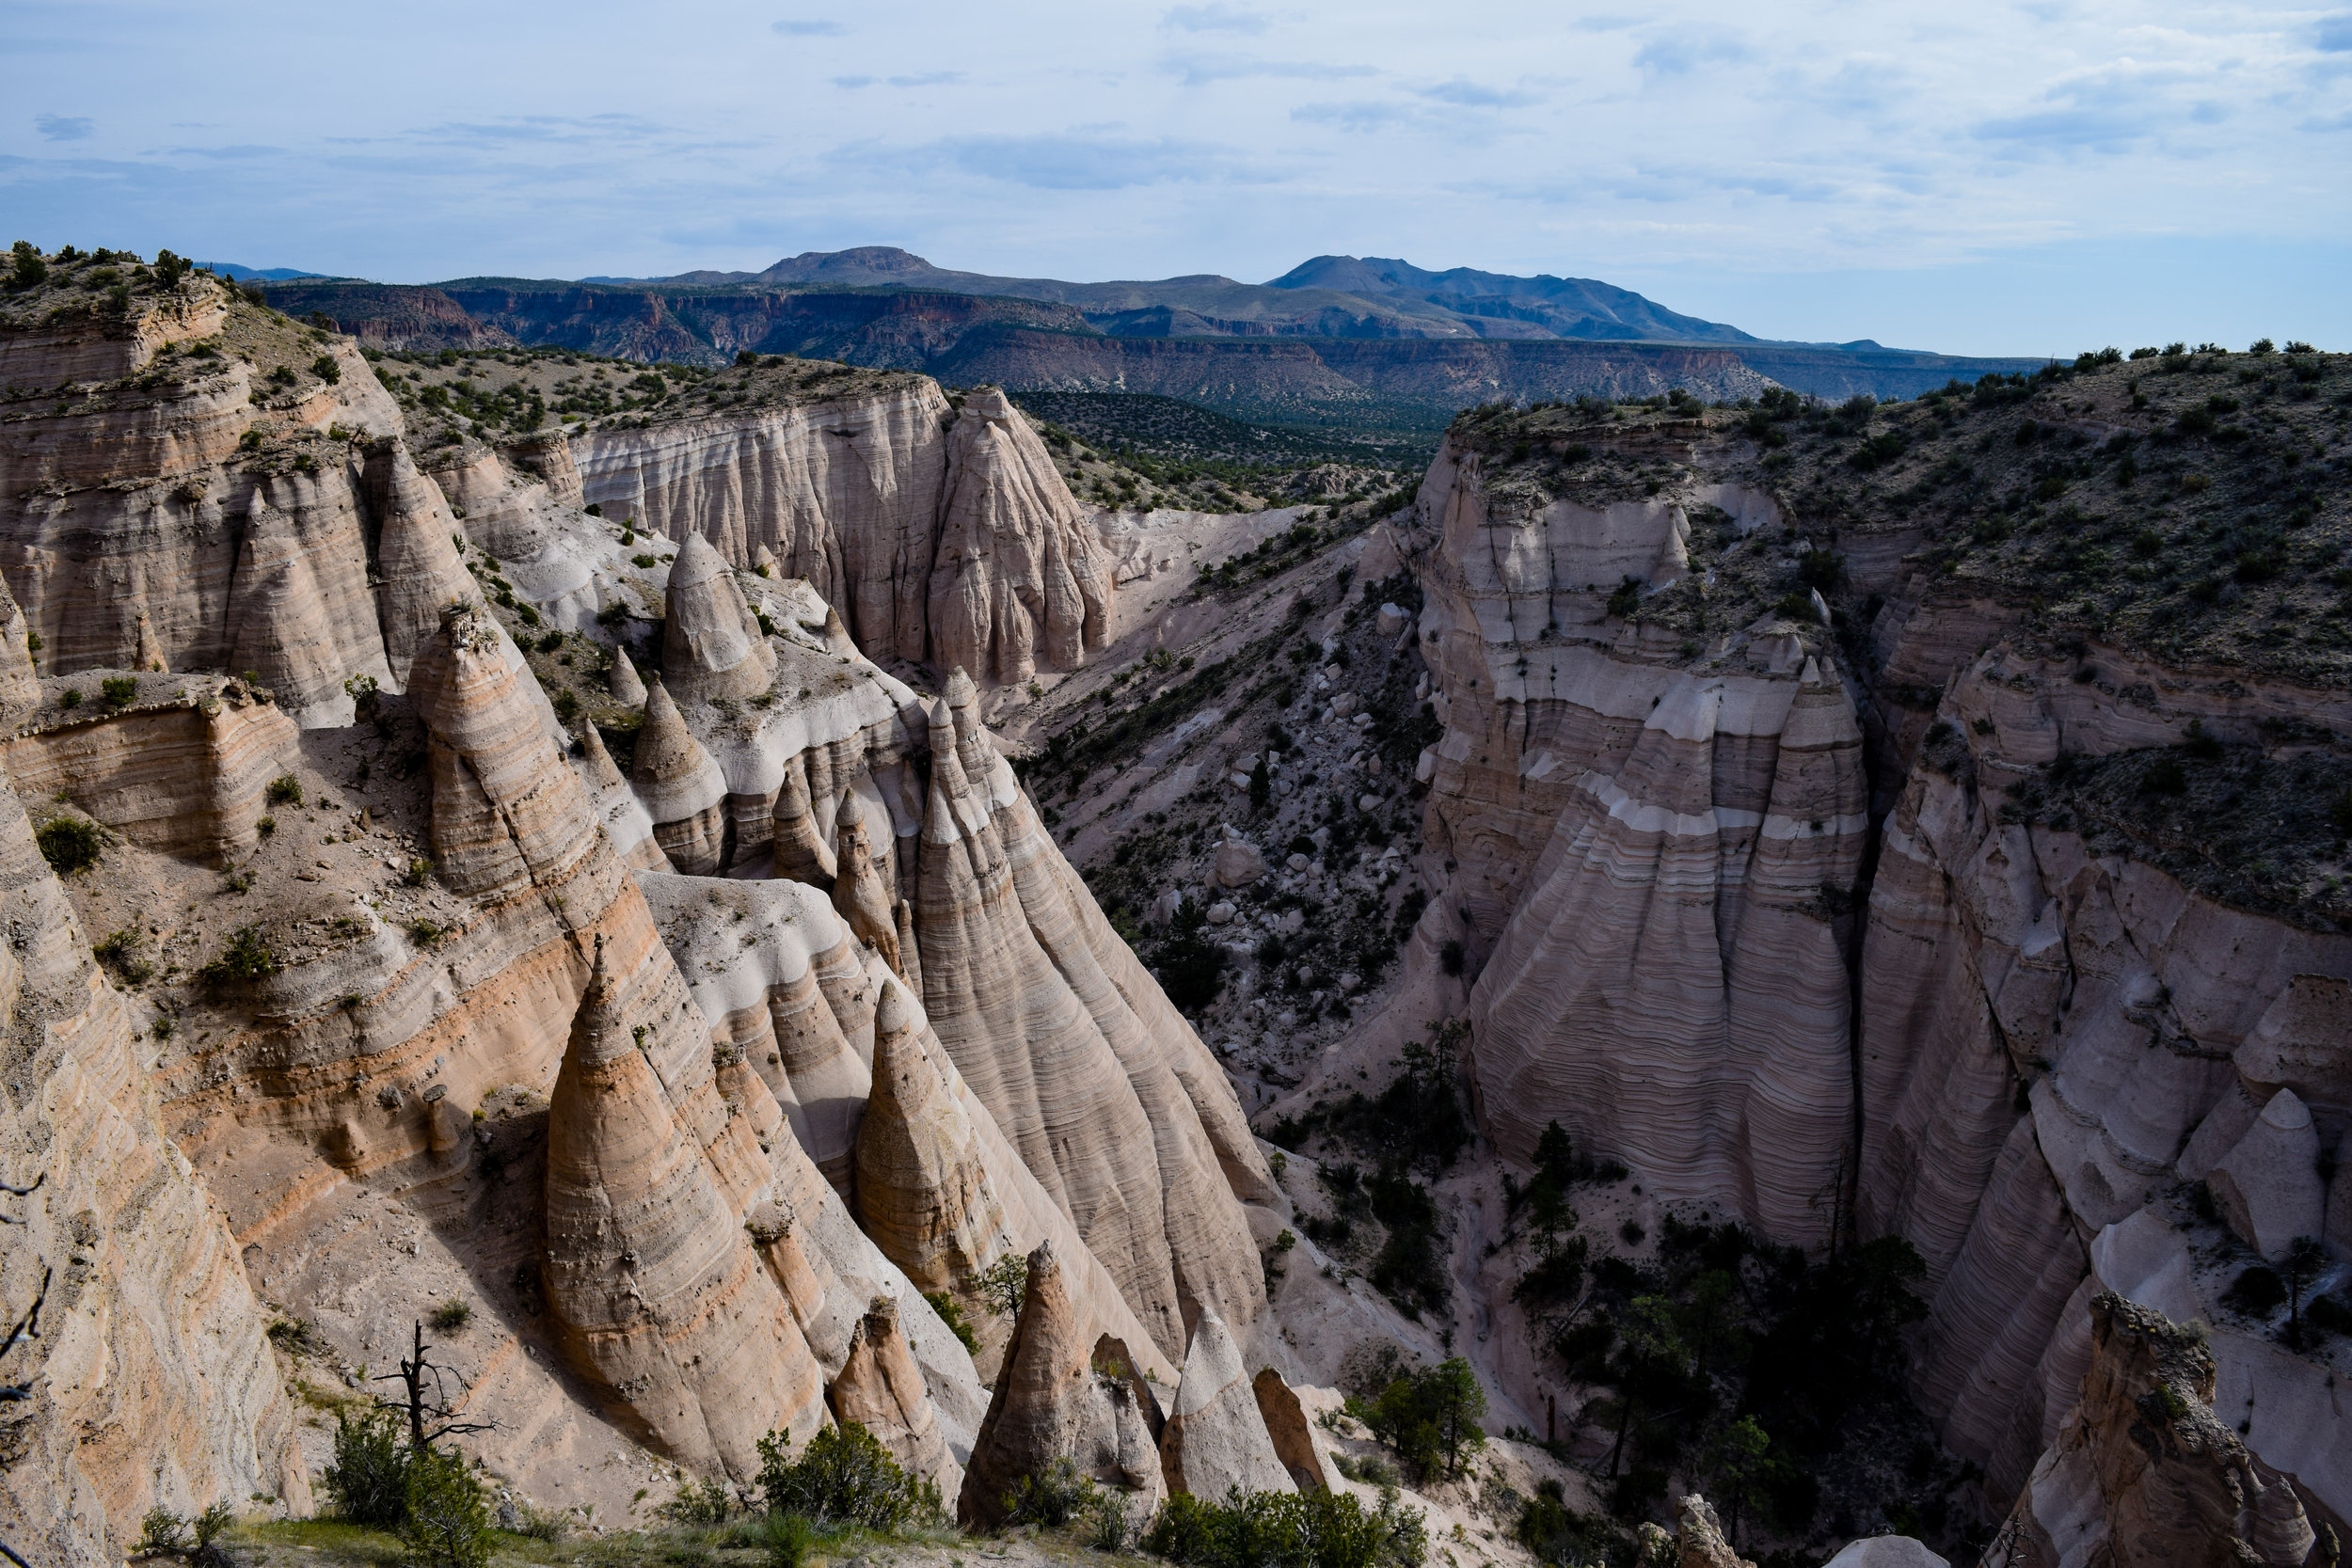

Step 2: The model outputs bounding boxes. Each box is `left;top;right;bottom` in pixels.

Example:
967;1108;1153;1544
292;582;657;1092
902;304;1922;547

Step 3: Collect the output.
631;678;730;874
542;934;829;1480
1158;1307;1293;1499
663;531;777;703
957;1243;1168;1527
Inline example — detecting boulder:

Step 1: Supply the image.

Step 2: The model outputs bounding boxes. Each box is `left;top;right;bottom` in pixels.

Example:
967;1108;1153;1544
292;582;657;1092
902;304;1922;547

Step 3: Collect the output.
1159;1308;1292;1498
2205;1089;2326;1262
1214;837;1267;888
1375;602;1410;637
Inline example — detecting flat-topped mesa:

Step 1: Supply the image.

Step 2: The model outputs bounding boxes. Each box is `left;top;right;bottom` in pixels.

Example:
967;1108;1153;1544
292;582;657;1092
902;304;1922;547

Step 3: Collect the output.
915;676;1272;1362
958;1242;1167;1527
367;437;482;685
833;791;903;975
1987;1294;2314;1568
631;678;730;874
1159;1307;1293;1499
663;531;777;704
771;763;837;887
406;604;598;896
543;935;828;1480
828;1294;961;1493
929;388;1111;685
854;980;1014;1313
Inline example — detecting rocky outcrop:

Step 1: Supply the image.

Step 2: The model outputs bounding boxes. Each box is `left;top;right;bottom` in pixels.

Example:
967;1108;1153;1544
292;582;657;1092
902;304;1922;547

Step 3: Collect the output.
828;1294;961;1492
632;680;730;874
853;981;1014;1309
367;439;482;684
662;532;775;705
1642;1495;1756;1568
0;674;297;861
929;388;1111;684
916;671;1273;1360
571;384;1110;681
1417;432;1867;1239
957;1242;1168;1527
771;763;836;886
1985;1294;2315;1568
1159;1307;1293;1498
1251;1369;1330;1492
833;792;902;974
0;572;39;721
0;762;300;1563
543;935;829;1479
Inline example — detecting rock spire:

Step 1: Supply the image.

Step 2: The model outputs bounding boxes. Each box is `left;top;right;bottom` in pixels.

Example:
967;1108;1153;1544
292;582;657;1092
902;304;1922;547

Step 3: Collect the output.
631;677;729;874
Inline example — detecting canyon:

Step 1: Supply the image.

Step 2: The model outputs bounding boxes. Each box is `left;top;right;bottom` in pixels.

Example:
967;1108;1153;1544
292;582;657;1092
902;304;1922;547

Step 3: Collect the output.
1;246;2346;1568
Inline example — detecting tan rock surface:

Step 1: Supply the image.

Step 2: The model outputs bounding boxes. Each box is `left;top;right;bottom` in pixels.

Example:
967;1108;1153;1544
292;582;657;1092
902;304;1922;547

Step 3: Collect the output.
828;1294;961;1492
0;766;299;1564
929;388;1111;684
663;531;776;704
1984;1294;2315;1568
957;1243;1168;1527
1159;1307;1293;1498
632;679;730;874
916;675;1269;1361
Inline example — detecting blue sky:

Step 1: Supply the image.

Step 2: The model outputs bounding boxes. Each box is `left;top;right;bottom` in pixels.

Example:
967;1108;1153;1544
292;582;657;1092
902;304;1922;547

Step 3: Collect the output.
7;0;2349;355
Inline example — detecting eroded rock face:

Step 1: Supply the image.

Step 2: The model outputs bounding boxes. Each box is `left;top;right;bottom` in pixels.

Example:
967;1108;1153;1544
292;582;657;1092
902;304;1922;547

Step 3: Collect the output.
543;935;830;1479
1399;438;1867;1239
916;671;1274;1360
828;1294;961;1493
929;388;1112;684
1159;1307;1293;1498
0;768;299;1563
663;532;776;705
1985;1294;2315;1568
632;679;730;875
957;1243;1168;1527
572;384;1110;681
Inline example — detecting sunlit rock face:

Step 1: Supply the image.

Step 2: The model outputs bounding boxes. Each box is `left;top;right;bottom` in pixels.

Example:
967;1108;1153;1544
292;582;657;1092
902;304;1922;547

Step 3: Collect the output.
572;384;1110;681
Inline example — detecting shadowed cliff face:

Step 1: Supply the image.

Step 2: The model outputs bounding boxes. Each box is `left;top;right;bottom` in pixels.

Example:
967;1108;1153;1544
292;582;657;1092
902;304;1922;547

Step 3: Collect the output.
1387;378;2352;1535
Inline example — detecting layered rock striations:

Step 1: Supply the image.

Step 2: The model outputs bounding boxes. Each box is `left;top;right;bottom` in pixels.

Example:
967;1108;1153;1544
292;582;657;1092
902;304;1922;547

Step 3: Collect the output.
1158;1307;1294;1499
1395;436;1867;1235
957;1242;1168;1527
0;761;300;1563
1984;1294;2316;1568
916;671;1275;1359
570;381;1112;679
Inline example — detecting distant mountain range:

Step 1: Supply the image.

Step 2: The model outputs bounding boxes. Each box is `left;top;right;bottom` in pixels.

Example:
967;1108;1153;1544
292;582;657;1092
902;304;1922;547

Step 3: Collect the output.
262;247;2049;430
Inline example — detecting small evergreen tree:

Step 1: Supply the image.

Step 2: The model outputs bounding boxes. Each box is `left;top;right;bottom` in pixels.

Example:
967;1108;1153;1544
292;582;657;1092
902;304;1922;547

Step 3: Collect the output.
400;1445;490;1568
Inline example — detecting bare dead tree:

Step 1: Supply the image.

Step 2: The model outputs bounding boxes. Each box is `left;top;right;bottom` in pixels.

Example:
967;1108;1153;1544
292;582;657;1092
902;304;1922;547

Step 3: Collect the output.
373;1319;495;1450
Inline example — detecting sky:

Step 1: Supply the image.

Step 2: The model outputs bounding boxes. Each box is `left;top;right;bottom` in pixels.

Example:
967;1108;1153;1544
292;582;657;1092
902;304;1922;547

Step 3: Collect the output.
7;0;2349;356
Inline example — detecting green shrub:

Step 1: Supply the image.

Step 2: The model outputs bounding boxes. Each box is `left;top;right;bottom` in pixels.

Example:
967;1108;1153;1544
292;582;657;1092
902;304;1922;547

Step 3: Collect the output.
975;1253;1029;1318
58;687;81;709
2223;1265;2286;1315
101;674;137;706
199;926;279;987
1004;1455;1098;1527
405;858;435;887
400;1444;490;1568
37;816;102;875
660;1476;738;1525
923;1291;979;1354
429;1298;472;1333
312;355;342;386
323;1407;408;1526
1144;1485;1425;1568
193;1501;234;1547
266;773;304;806
141;1507;190;1554
760;1511;815;1568
1360;1356;1486;1481
755;1422;937;1529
